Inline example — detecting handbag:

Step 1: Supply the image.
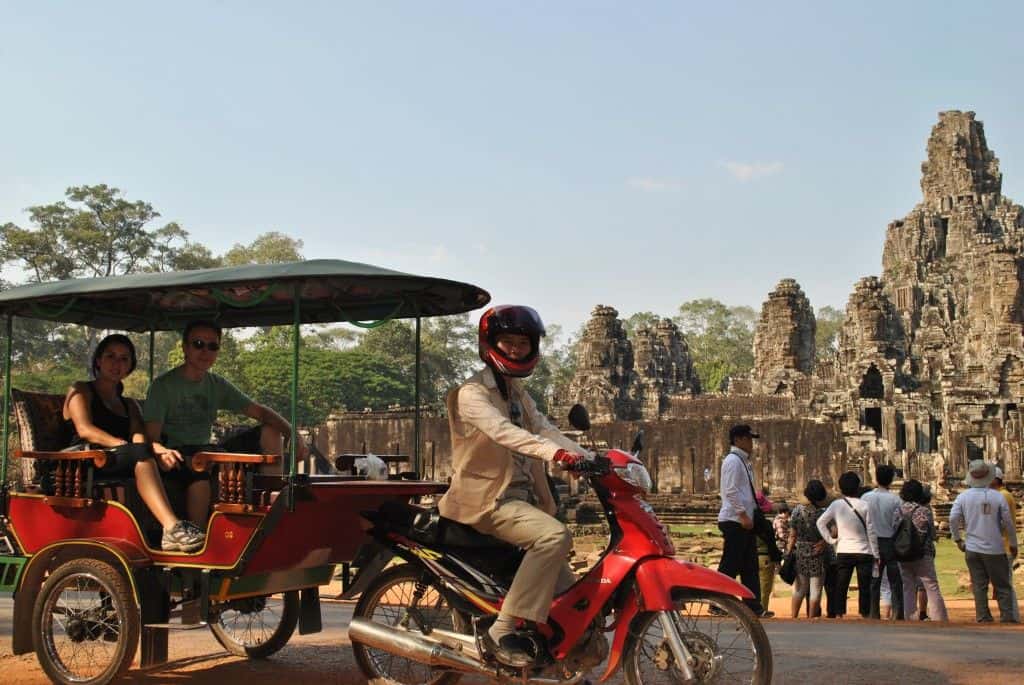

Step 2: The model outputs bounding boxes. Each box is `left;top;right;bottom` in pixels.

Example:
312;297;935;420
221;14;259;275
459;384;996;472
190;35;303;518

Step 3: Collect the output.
779;550;798;584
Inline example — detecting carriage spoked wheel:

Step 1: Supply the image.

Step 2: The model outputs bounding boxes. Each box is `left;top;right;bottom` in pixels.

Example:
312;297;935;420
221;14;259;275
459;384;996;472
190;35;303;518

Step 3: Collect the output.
209;591;300;658
32;558;140;685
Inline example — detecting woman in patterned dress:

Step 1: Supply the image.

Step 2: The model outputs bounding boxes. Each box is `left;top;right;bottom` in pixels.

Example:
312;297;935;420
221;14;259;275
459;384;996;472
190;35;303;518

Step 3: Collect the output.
787;479;830;618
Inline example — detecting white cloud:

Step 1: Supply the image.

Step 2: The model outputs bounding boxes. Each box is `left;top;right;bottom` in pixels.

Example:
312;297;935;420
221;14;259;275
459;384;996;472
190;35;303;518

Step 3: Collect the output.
627;177;685;193
719;160;784;182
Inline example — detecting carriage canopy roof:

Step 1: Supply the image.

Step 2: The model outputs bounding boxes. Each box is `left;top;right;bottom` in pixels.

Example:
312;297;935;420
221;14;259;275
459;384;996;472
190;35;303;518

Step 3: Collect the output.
0;259;491;331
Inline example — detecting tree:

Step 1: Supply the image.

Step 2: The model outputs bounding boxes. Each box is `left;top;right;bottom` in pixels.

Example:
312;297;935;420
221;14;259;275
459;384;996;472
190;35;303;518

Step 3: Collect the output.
355;314;476;405
222;232;304;266
0;184;210;281
234;347;410;429
815;305;844;360
675;299;756;392
622;311;663;337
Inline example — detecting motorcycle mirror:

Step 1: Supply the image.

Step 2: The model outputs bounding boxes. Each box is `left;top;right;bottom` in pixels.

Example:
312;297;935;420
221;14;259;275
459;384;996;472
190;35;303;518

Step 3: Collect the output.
568;404;591;431
631;429;644;455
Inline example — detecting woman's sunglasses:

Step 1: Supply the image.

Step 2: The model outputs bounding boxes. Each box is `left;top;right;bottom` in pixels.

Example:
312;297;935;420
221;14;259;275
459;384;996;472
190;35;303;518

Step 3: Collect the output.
189;339;221;352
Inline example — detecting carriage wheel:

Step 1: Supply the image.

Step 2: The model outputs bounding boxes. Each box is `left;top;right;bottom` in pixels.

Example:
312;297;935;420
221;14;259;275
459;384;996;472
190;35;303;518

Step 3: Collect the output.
33;558;140;685
210;591;300;658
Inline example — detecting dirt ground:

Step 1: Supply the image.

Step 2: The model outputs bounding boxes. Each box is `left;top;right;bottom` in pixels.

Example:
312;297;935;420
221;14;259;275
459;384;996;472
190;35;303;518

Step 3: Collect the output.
2;590;1023;684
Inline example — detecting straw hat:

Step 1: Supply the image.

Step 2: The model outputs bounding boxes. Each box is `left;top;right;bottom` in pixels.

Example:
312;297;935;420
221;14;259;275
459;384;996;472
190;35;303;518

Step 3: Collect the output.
964;460;995;488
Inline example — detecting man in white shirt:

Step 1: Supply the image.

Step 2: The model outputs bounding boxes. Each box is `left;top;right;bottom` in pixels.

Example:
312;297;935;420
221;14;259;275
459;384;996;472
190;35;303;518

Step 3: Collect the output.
862;463;904;620
717;424;771;617
817;472;879;618
949;460;1019;623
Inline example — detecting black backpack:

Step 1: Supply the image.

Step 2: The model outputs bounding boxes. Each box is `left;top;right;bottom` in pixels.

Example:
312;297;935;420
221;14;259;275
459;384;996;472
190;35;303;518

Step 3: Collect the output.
893;506;927;562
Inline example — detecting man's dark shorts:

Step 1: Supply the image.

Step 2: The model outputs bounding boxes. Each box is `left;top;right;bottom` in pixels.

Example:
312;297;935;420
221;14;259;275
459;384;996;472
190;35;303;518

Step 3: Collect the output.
162;425;263;487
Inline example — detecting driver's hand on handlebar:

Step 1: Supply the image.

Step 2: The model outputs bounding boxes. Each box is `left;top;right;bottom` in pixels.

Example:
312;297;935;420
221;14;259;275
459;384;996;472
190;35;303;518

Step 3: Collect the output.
553;449;587;471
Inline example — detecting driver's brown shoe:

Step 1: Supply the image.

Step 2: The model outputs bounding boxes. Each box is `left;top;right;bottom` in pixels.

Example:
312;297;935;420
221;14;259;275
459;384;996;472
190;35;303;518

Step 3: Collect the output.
482;630;535;668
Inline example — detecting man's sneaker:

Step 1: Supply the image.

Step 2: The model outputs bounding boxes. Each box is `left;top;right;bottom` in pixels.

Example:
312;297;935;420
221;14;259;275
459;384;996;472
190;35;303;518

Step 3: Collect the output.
162;520;206;553
758;610;775;619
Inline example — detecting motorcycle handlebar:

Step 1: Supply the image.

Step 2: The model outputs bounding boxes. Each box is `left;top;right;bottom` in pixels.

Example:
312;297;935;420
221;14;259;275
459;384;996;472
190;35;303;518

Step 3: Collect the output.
572;455;612;476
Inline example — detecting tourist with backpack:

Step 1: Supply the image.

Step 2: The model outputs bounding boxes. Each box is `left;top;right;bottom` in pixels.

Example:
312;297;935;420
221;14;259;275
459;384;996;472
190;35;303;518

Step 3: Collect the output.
863;464;905;619
893;479;948;621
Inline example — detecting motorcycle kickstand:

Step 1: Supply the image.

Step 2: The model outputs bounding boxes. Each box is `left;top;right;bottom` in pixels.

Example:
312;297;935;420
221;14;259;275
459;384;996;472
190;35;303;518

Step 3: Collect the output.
656;610;698;684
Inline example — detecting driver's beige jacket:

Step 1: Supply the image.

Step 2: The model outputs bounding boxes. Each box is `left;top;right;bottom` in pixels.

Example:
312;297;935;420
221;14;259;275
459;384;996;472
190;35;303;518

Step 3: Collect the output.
438;367;585;526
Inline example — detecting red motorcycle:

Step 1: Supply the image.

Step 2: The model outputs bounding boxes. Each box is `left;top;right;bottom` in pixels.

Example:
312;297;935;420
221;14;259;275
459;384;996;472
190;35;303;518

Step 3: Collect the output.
348;406;772;684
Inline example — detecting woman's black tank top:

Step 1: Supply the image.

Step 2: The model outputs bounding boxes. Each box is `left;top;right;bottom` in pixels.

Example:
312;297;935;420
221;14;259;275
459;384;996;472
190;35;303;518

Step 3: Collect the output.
69;381;132;443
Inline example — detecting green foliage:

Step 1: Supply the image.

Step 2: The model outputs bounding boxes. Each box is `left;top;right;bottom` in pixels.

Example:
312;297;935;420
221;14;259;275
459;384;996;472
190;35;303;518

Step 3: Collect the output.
675;299;756;392
0;184;210;281
622;311;662;338
815;305;844;360
222;231;304;266
355;315;476;405
233;347;410;427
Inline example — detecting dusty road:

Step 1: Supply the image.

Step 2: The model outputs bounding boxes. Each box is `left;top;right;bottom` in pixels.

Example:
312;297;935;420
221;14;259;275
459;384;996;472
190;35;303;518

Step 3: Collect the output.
1;596;1021;684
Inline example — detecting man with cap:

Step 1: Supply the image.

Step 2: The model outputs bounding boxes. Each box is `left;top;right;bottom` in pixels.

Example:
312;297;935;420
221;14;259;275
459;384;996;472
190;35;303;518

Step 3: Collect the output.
718;424;773;617
949;460;1019;623
989;466;1020;622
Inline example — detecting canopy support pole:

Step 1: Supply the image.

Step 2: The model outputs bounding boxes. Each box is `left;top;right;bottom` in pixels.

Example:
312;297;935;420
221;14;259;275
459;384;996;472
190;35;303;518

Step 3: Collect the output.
289;285;300;509
414;316;421;478
148;329;155;382
1;316;12;499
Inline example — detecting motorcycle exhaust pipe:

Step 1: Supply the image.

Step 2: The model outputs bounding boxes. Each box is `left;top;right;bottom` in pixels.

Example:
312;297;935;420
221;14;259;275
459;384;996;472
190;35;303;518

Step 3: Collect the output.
348;617;591;685
349;617;492;676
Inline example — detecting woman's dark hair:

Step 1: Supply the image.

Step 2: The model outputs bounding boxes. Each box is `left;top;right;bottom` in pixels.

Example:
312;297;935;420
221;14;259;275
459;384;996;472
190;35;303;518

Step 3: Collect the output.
838;471;861;497
900;479;925;504
91;334;137;380
804;479;827;504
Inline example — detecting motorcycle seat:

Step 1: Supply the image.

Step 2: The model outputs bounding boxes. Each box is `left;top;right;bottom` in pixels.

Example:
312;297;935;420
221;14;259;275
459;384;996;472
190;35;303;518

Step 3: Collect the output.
412;507;512;548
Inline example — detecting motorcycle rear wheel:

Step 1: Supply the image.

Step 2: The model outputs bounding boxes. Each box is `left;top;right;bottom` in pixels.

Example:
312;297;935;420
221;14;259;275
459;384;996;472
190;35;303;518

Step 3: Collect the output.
623;593;771;685
352;563;468;685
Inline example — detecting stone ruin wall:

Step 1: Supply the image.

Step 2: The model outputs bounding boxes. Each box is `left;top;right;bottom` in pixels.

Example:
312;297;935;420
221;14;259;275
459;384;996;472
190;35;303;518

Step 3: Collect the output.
316;407;844;498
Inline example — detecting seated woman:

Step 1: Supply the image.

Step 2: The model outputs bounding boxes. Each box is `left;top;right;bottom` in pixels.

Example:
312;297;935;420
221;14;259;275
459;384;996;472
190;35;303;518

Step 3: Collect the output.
63;334;206;553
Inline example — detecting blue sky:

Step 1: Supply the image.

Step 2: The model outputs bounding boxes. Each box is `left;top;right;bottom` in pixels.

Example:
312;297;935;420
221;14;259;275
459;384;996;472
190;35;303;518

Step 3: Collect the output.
3;1;1024;340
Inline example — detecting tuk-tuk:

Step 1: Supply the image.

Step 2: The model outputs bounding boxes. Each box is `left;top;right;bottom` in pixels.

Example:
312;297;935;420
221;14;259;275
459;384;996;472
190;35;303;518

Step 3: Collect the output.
0;259;489;684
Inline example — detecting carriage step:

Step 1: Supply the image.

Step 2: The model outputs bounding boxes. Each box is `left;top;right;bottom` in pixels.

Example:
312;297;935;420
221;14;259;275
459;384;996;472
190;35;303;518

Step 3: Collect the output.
143;622;208;630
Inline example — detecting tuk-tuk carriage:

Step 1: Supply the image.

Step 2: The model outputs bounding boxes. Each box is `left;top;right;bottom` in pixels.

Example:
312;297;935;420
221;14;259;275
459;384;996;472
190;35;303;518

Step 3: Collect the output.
0;259;489;684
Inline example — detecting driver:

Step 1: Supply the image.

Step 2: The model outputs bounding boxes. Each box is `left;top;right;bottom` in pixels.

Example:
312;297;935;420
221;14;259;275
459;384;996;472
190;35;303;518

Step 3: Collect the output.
438;305;588;668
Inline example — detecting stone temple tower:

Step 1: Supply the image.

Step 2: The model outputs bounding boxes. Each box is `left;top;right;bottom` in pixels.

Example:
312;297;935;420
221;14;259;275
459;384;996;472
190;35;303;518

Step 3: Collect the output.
751;278;816;395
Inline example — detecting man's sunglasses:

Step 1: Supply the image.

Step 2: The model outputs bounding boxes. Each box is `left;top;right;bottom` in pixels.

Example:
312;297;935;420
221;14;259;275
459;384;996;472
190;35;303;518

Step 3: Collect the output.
189;339;221;352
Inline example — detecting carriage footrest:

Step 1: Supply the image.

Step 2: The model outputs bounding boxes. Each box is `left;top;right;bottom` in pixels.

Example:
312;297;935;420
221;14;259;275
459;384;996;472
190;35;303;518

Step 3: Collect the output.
143;622;208;630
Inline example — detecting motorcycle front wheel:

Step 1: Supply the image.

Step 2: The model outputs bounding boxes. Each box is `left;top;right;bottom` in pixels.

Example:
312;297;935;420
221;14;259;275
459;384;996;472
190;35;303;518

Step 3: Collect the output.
352;563;468;685
623;593;771;685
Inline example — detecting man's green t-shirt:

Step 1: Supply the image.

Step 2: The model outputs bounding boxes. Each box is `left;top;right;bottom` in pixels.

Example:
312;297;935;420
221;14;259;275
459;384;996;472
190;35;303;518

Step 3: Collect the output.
143;367;253;447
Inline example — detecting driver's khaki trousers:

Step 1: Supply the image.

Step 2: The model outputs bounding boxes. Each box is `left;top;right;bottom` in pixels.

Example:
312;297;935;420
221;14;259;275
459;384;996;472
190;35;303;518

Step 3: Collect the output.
473;498;576;623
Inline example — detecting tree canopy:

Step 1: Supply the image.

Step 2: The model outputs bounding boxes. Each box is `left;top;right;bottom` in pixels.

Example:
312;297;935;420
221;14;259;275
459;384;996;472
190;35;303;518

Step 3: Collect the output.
675;299;756;392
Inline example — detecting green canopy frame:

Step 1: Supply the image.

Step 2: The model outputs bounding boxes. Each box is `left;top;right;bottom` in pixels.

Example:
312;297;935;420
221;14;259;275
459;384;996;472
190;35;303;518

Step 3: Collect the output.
0;259;490;502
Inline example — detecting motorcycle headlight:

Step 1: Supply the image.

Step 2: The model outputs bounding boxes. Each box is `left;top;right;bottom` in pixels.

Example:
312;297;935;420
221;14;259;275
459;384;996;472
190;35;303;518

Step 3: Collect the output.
615;462;653;493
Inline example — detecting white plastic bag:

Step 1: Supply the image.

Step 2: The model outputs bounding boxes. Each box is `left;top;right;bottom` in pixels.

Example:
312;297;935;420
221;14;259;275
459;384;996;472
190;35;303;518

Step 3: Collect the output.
354;453;389;480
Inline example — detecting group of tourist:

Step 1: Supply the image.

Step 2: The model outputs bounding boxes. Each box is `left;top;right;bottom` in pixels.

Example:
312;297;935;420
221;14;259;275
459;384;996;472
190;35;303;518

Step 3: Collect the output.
58;321;307;553
717;424;1019;623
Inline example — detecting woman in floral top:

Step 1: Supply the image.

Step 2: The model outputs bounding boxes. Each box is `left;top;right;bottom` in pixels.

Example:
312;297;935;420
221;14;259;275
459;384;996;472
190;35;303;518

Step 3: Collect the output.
786;479;830;618
893;479;948;621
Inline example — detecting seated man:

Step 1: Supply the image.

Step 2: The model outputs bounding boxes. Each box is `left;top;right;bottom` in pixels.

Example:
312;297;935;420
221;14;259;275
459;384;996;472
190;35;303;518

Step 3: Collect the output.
143;320;308;525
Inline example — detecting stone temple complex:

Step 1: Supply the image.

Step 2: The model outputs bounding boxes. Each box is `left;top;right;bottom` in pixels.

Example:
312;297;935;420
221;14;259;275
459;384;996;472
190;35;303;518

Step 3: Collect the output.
323;111;1023;500
553;111;1024;495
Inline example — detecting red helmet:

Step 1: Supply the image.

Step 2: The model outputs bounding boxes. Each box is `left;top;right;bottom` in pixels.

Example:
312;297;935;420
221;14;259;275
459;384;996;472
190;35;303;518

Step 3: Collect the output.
478;305;546;377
